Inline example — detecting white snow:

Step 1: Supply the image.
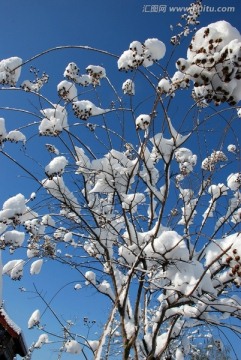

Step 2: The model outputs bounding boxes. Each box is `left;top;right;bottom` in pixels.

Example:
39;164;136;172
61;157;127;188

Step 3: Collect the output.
144;230;189;261
87;340;99;352
63;232;73;242
74;283;82;290
28;309;41;328
41;214;55;227
85;270;96;285
57;80;78;101
157;78;172;94
2;230;25;247
3;259;25;280
34;333;49;348
143;38;166;65
135;114;151;130
63;62;106;87
122;79;135;95
227;144;237;153
166;260;216;296
72;100;109;120
45;156;68;178
75;147;91;175
208;183;228;200
45;144;59;155
118;38;166;71
121;193;145;213
129;41;143;55
0;118;7;143
76;74;92;87
175;348;184;360
30;259;43;275
175;147;197;175
176;21;241;105
42;176;80;214
6;130;26;143
0;57;22;86
97;280;115;300
89;149;138;194
86;65;106;85
201;151;227;171
227;173;241;191
0;308;21;335
39;105;69;136
64;62;79;80
27;243;40;258
30;192;36;200
65;339;81;354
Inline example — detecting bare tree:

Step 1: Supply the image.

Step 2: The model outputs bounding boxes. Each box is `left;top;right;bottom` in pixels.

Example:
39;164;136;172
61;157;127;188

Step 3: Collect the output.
0;1;241;359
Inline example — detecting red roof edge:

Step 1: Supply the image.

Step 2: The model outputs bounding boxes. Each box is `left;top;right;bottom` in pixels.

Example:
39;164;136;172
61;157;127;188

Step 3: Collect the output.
0;307;28;356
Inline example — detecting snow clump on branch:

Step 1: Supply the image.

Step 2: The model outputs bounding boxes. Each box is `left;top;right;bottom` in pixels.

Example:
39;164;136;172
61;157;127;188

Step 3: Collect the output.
57;80;78;102
30;259;44;275
175;21;241;106
0;57;22;86
3;259;25;280
135;114;151;130
118;38;166;71
39;105;69;136
64;340;81;354
64;62;106;87
42;176;80;214
34;334;49;348
0;193;37;227
28;309;41;329
0;118;26;144
1;230;25;250
45;156;68;178
122;79;135;95
72;100;109;120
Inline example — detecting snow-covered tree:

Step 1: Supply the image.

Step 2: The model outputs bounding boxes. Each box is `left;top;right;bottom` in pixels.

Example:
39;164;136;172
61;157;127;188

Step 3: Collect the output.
1;1;241;359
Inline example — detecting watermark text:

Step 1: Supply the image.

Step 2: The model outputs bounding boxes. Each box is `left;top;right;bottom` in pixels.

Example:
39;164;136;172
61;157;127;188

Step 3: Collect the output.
142;5;235;13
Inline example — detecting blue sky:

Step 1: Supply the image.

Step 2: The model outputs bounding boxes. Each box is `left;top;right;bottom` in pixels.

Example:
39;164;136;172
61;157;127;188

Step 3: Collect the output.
0;0;240;359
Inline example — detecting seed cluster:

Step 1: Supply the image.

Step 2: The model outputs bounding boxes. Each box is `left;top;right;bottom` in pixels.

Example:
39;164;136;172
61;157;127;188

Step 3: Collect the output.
118;38;166;71
135;114;151;130
227;249;241;287
201;151;227;171
175;21;241;106
72;101;93;120
122;79;135;95
63;62;106;87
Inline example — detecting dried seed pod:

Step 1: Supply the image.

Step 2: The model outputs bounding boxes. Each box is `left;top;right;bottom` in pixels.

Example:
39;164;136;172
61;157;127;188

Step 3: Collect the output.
226;256;232;264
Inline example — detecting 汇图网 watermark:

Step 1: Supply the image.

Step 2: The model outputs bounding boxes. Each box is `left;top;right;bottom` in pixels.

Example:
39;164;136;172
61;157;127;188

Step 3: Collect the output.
142;5;235;13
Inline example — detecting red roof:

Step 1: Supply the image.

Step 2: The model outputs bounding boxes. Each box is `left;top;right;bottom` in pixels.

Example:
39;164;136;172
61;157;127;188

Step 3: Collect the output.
0;307;28;356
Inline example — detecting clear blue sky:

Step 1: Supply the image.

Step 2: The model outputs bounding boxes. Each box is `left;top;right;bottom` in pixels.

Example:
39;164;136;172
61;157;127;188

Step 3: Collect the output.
0;1;240;359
